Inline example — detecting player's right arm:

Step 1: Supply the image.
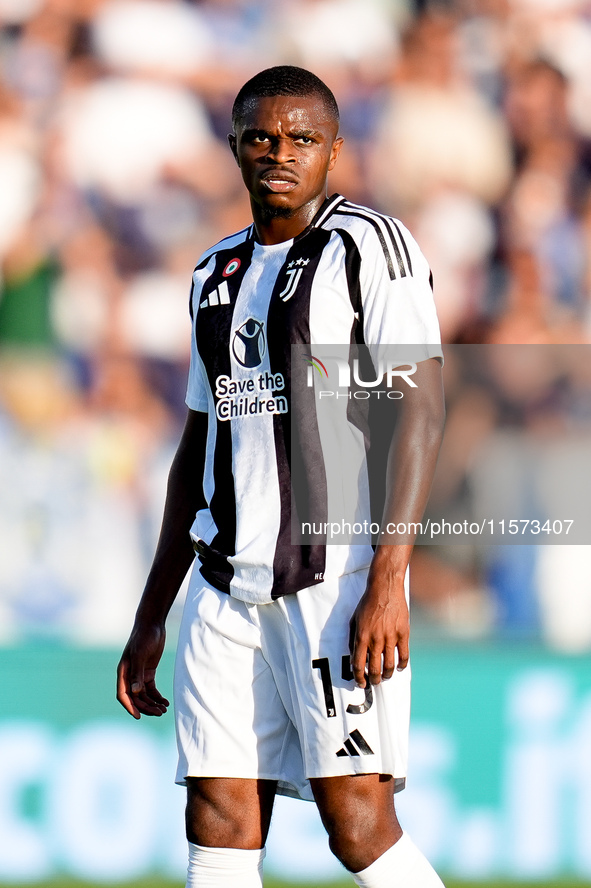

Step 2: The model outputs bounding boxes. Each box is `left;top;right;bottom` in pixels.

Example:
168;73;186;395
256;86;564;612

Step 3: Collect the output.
117;407;208;719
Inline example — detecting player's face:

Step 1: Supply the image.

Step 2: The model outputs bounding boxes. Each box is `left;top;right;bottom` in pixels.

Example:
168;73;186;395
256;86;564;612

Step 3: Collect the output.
229;95;343;220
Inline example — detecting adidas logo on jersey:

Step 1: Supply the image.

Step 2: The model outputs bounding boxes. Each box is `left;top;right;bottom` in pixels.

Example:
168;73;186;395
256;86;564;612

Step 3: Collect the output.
200;281;231;309
336;729;374;757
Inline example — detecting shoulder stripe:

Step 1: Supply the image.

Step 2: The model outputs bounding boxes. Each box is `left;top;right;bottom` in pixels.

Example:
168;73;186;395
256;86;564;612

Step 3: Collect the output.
342;201;410;278
391;219;413;276
382;217;407;278
334;208;396;280
194;225;253;270
312;193;346;228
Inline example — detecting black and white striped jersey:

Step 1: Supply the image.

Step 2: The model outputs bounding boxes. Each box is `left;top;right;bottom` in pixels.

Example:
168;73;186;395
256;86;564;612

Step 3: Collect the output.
185;194;441;604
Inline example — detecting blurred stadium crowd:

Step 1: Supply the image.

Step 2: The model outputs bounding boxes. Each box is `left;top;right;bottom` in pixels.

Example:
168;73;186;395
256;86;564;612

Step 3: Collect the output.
1;0;591;649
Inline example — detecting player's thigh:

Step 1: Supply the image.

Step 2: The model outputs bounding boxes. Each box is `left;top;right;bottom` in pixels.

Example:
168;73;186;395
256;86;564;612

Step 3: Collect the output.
186;776;277;849
175;575;293;786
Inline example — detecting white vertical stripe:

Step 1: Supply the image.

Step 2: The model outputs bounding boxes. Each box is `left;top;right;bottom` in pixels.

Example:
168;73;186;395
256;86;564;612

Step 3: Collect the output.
308;233;374;579
308;233;354;345
227;241;292;603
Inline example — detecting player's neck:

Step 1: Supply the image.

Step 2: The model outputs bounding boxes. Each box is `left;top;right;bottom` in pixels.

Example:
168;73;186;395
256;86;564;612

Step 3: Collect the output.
250;194;326;245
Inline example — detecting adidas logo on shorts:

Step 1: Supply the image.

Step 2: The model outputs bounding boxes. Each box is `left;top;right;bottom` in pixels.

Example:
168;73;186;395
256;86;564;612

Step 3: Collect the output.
336;729;374;757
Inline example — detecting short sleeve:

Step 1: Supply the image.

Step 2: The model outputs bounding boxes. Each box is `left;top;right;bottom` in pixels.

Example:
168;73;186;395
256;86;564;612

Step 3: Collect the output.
359;219;442;368
185;277;210;412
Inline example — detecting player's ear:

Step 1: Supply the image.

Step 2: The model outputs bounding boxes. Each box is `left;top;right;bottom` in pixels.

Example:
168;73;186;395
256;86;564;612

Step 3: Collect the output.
328;136;344;172
228;133;240;166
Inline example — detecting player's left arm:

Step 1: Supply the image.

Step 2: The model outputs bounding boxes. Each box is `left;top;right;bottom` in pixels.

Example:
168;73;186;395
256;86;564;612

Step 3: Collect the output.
349;357;444;688
349;219;445;689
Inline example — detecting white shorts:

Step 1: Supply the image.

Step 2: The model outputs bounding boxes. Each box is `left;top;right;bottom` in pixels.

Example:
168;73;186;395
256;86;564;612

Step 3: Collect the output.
174;565;410;801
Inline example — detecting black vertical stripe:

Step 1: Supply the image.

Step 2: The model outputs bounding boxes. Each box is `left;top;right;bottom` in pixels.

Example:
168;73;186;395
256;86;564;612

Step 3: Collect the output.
266;228;333;598
336;228;363;340
195;239;256;594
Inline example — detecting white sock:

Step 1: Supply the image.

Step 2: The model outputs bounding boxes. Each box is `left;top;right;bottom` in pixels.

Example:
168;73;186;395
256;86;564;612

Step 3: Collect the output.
186;842;265;887
352;832;445;888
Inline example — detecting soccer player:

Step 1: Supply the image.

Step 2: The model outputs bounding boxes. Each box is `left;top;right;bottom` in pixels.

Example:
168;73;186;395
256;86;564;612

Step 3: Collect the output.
117;66;446;888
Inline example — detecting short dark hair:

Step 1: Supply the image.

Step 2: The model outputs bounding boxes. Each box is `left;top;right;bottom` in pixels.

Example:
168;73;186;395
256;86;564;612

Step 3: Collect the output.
231;65;340;129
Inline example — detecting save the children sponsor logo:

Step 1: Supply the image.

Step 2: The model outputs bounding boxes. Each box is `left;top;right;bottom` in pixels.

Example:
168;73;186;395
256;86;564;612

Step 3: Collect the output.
217;319;288;419
232;318;266;368
214;371;288;421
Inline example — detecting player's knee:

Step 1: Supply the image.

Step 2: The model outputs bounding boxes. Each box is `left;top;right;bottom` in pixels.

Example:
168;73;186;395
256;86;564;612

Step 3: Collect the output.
185;790;257;849
186;800;260;849
320;791;402;873
326;817;379;870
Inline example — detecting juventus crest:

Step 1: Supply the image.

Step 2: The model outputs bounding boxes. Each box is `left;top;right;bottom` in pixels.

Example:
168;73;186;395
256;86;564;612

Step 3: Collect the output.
279;257;310;302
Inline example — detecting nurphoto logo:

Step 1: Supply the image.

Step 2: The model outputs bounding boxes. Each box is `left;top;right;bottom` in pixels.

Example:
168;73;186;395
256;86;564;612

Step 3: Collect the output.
303;353;417;400
303;354;329;379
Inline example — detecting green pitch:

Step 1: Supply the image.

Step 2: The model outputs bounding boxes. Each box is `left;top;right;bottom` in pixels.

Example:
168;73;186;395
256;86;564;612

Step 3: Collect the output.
1;879;590;888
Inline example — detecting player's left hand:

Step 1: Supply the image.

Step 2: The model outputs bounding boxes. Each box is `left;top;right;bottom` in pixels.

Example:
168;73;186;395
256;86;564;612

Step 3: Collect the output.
349;566;409;688
117;622;170;719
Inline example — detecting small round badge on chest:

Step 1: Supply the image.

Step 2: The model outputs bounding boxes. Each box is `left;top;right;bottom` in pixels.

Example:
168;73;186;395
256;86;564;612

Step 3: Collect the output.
223;258;241;277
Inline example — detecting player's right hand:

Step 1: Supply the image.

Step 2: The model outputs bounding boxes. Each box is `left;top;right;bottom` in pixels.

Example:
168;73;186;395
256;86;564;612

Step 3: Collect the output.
117;623;170;719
